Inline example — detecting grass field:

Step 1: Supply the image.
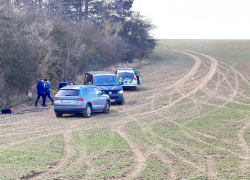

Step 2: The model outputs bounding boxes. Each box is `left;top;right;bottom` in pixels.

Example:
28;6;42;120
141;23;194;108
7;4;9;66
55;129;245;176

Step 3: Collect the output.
1;40;250;179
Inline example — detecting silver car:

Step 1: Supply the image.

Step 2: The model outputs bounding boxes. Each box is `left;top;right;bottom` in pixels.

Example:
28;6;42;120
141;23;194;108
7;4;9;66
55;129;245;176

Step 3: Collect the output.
53;85;110;118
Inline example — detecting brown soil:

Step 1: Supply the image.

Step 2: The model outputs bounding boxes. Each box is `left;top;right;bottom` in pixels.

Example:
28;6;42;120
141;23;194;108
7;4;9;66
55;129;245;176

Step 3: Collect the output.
1;46;250;179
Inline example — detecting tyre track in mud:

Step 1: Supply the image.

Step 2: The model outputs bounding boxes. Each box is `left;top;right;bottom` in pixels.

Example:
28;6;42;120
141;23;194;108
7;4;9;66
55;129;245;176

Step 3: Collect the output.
111;48;207;178
116;48;203;116
108;47;220;179
3;45;249;179
155;47;250;177
113;117;149;180
32;120;82;180
237;117;250;175
117;46;249;178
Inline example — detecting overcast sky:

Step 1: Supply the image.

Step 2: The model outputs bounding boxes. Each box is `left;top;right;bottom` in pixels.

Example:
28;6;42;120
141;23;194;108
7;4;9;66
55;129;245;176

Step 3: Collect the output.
132;0;250;39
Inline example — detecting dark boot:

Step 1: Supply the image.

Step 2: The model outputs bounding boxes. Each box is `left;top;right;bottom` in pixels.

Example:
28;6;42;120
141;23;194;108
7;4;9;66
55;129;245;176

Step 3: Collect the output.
51;101;54;105
35;104;38;107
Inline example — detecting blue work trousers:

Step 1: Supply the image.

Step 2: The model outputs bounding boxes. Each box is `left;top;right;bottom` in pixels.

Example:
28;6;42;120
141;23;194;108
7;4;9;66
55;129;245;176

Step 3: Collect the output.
45;91;53;103
35;93;45;105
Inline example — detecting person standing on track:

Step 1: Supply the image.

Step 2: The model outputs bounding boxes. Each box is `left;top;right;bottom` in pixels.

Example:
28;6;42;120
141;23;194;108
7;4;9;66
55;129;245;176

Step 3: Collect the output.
44;78;54;105
58;78;69;90
35;78;46;107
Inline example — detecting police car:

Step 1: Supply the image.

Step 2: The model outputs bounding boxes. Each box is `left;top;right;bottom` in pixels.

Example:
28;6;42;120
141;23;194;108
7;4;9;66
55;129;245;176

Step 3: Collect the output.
115;68;141;91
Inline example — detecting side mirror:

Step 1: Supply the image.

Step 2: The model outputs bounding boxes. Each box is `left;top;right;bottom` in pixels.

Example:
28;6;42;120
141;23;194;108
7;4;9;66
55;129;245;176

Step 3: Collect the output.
120;82;124;85
101;91;104;95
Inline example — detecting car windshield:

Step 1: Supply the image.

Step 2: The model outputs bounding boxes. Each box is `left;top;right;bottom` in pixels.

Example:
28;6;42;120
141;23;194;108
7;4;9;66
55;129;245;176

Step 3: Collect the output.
94;75;120;86
118;72;134;78
56;89;79;96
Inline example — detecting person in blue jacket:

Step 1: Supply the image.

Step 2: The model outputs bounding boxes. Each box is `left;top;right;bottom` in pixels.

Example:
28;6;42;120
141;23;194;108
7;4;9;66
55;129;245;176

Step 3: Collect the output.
35;78;46;107
44;78;54;105
58;78;69;89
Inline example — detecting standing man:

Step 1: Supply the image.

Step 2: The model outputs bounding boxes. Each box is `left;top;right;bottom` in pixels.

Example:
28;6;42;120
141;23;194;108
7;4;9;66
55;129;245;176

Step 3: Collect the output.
35;78;46;107
44;78;54;105
58;78;69;90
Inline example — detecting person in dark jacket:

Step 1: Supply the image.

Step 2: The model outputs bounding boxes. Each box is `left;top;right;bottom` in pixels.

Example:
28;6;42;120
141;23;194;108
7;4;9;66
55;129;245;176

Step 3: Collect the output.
70;81;75;85
58;79;69;89
35;78;46;107
44;78;54;105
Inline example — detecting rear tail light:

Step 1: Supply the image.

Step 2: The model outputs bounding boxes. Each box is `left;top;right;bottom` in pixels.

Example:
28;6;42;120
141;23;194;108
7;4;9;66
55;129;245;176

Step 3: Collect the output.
133;78;137;80
53;98;59;101
77;105;82;107
73;98;84;102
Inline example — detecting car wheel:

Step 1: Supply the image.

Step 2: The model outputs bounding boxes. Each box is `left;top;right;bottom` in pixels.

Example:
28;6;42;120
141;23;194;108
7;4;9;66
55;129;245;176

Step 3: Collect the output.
103;101;110;114
117;101;124;105
84;104;91;118
55;112;63;117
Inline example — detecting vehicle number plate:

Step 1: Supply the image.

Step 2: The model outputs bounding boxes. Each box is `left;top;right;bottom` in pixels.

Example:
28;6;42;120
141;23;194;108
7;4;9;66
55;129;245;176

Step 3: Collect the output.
110;99;115;102
62;100;71;103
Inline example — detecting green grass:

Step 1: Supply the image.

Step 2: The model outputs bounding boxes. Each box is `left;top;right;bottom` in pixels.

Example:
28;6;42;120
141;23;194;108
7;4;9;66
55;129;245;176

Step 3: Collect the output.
39;126;136;179
135;155;170;179
2;40;250;179
185;108;245;140
0;134;64;179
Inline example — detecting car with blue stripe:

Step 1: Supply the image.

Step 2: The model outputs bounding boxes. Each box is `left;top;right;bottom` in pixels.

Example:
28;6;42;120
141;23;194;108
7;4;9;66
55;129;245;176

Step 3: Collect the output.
115;68;141;91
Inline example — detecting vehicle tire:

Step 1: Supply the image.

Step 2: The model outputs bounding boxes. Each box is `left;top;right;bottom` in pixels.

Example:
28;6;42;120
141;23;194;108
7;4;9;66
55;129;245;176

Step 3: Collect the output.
55;112;63;117
117;101;124;105
103;101;110;114
84;104;91;118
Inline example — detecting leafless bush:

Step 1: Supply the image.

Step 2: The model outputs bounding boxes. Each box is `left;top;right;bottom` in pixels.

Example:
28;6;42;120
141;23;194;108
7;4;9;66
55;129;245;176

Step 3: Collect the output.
75;74;86;85
103;59;149;74
0;4;152;107
21;19;59;78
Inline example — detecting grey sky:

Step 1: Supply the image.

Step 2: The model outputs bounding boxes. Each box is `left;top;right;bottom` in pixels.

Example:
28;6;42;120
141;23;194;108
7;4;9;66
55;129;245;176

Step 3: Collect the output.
132;0;250;39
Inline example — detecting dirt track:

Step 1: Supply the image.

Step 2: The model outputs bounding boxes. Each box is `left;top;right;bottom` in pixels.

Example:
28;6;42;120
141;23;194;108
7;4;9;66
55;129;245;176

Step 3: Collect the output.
1;45;250;179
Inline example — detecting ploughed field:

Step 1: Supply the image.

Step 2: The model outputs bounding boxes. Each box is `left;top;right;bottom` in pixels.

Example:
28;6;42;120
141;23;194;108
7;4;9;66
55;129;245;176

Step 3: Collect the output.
1;40;250;179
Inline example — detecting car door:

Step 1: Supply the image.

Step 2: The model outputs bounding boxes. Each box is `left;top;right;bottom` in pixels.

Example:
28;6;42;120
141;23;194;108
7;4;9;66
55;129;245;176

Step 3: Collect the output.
93;87;106;109
84;73;93;85
135;70;141;84
86;87;98;110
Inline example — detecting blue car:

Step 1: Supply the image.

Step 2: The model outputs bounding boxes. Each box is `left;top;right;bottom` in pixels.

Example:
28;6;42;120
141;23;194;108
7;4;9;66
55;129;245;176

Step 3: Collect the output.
54;85;111;118
84;71;124;105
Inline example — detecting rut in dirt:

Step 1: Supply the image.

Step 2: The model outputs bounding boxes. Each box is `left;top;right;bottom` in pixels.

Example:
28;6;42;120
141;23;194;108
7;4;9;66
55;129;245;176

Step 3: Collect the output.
2;45;250;179
108;47;222;179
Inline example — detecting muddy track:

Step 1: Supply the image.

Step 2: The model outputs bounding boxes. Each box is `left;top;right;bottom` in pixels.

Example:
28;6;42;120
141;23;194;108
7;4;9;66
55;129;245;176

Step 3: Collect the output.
114;118;148;180
114;46;249;178
106;47;221;178
237;117;250;175
2;44;250;179
32;120;82;179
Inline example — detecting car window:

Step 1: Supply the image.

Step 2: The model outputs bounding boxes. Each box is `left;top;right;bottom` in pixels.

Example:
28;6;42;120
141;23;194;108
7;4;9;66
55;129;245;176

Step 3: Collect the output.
93;87;101;95
82;89;87;95
118;72;134;78
84;73;93;83
87;88;95;95
94;75;120;86
56;90;79;96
